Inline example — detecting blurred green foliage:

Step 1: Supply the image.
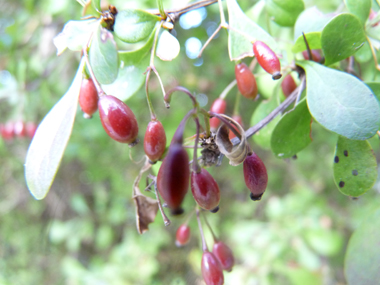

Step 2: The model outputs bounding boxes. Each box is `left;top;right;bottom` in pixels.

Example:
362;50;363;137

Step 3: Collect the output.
1;0;380;284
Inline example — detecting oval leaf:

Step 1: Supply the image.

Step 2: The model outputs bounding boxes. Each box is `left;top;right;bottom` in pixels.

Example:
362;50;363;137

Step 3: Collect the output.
345;208;380;284
297;60;380;140
265;0;304;27
114;9;159;43
271;99;312;158
215;114;248;166
25;59;85;200
156;30;180;61
321;13;366;66
227;0;278;60
292;32;322;53
102;29;155;101
251;97;280;150
53;20;98;55
345;0;371;25
333;136;377;196
89;24;119;85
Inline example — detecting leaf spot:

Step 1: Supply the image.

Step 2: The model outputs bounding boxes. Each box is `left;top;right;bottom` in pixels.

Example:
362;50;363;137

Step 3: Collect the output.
334;156;339;163
344;150;348;157
352;169;358;176
339;181;345;188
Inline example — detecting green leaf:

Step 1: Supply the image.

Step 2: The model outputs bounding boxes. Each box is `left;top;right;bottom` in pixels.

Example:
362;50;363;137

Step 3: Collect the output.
53;20;98;55
91;0;101;13
114;9;159;43
294;7;334;41
367;24;380;41
265;0;304;27
345;0;371;25
271;99;312;158
354;40;372;63
304;229;343;257
89;24;119;85
333;136;377;196
251;97;280;150
292;32;322;53
157;0;165;17
226;0;278;60
297;60;380;140
366;82;380;101
25;59;85;200
102;29;155;101
156;30;180;61
321;13;366;66
345;207;380;284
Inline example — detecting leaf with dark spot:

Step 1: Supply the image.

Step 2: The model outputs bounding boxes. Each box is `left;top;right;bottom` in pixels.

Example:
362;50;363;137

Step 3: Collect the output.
334;156;339;163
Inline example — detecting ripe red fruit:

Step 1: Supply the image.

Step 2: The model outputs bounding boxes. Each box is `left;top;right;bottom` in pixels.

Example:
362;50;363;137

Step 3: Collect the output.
0;122;14;141
213;241;235;272
98;95;139;145
157;143;189;215
235;63;258;99
243;152;268;201
175;224;191;247
281;74;297;98
191;168;221;212
79;78;98;118
369;9;379;27
13;121;26;137
302;50;322;62
229;115;243;139
25;122;37;139
201;251;224;285
209;98;227;130
252;41;282;80
144;120;166;163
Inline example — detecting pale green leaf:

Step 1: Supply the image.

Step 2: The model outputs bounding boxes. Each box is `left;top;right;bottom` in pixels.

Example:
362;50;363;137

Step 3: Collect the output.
265;0;304;27
345;0;371;25
25;59;85;200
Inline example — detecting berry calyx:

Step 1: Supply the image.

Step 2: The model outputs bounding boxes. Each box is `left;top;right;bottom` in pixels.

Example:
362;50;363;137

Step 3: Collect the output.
243;152;268;201
157;143;190;215
98;95;139;145
212;241;235;272
144;120;167;163
281;74;297;98
235;63;258;99
191;168;221;212
209;98;227;130
252;41;282;80
176;224;191;247
201;251;224;285
302;50;322;62
79;78;99;119
229;115;243;139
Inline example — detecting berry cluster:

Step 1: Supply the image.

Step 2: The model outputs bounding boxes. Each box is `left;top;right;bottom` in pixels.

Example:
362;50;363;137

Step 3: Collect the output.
0;121;37;141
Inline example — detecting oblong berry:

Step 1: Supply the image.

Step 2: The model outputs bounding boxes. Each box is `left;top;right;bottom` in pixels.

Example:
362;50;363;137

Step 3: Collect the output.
243;152;268;200
144;120;166;162
281;74;297;98
25;122;37;139
209;98;227;130
157;143;189;214
235;63;258;99
0;122;14;141
79;78;98;118
213;241;235;272
302;50;322;62
201;251;224;285
176;224;191;247
191;168;220;212
98;95;139;144
252;41;282;80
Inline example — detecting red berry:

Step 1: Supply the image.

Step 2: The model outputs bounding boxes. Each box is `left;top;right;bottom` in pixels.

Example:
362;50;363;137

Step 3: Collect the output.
191;168;220;212
229;115;243;139
369;9;379;27
144;120;166;163
25;122;37;139
175;224;191;247
243;152;268;201
13;121;26;137
157;143;189;215
281;74;297;98
235;63;258;99
0;122;14;141
98;95;139;145
252;41;282;80
201;251;224;285
209;98;227;130
302;50;322;62
213;241;235;272
79;78;98;118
